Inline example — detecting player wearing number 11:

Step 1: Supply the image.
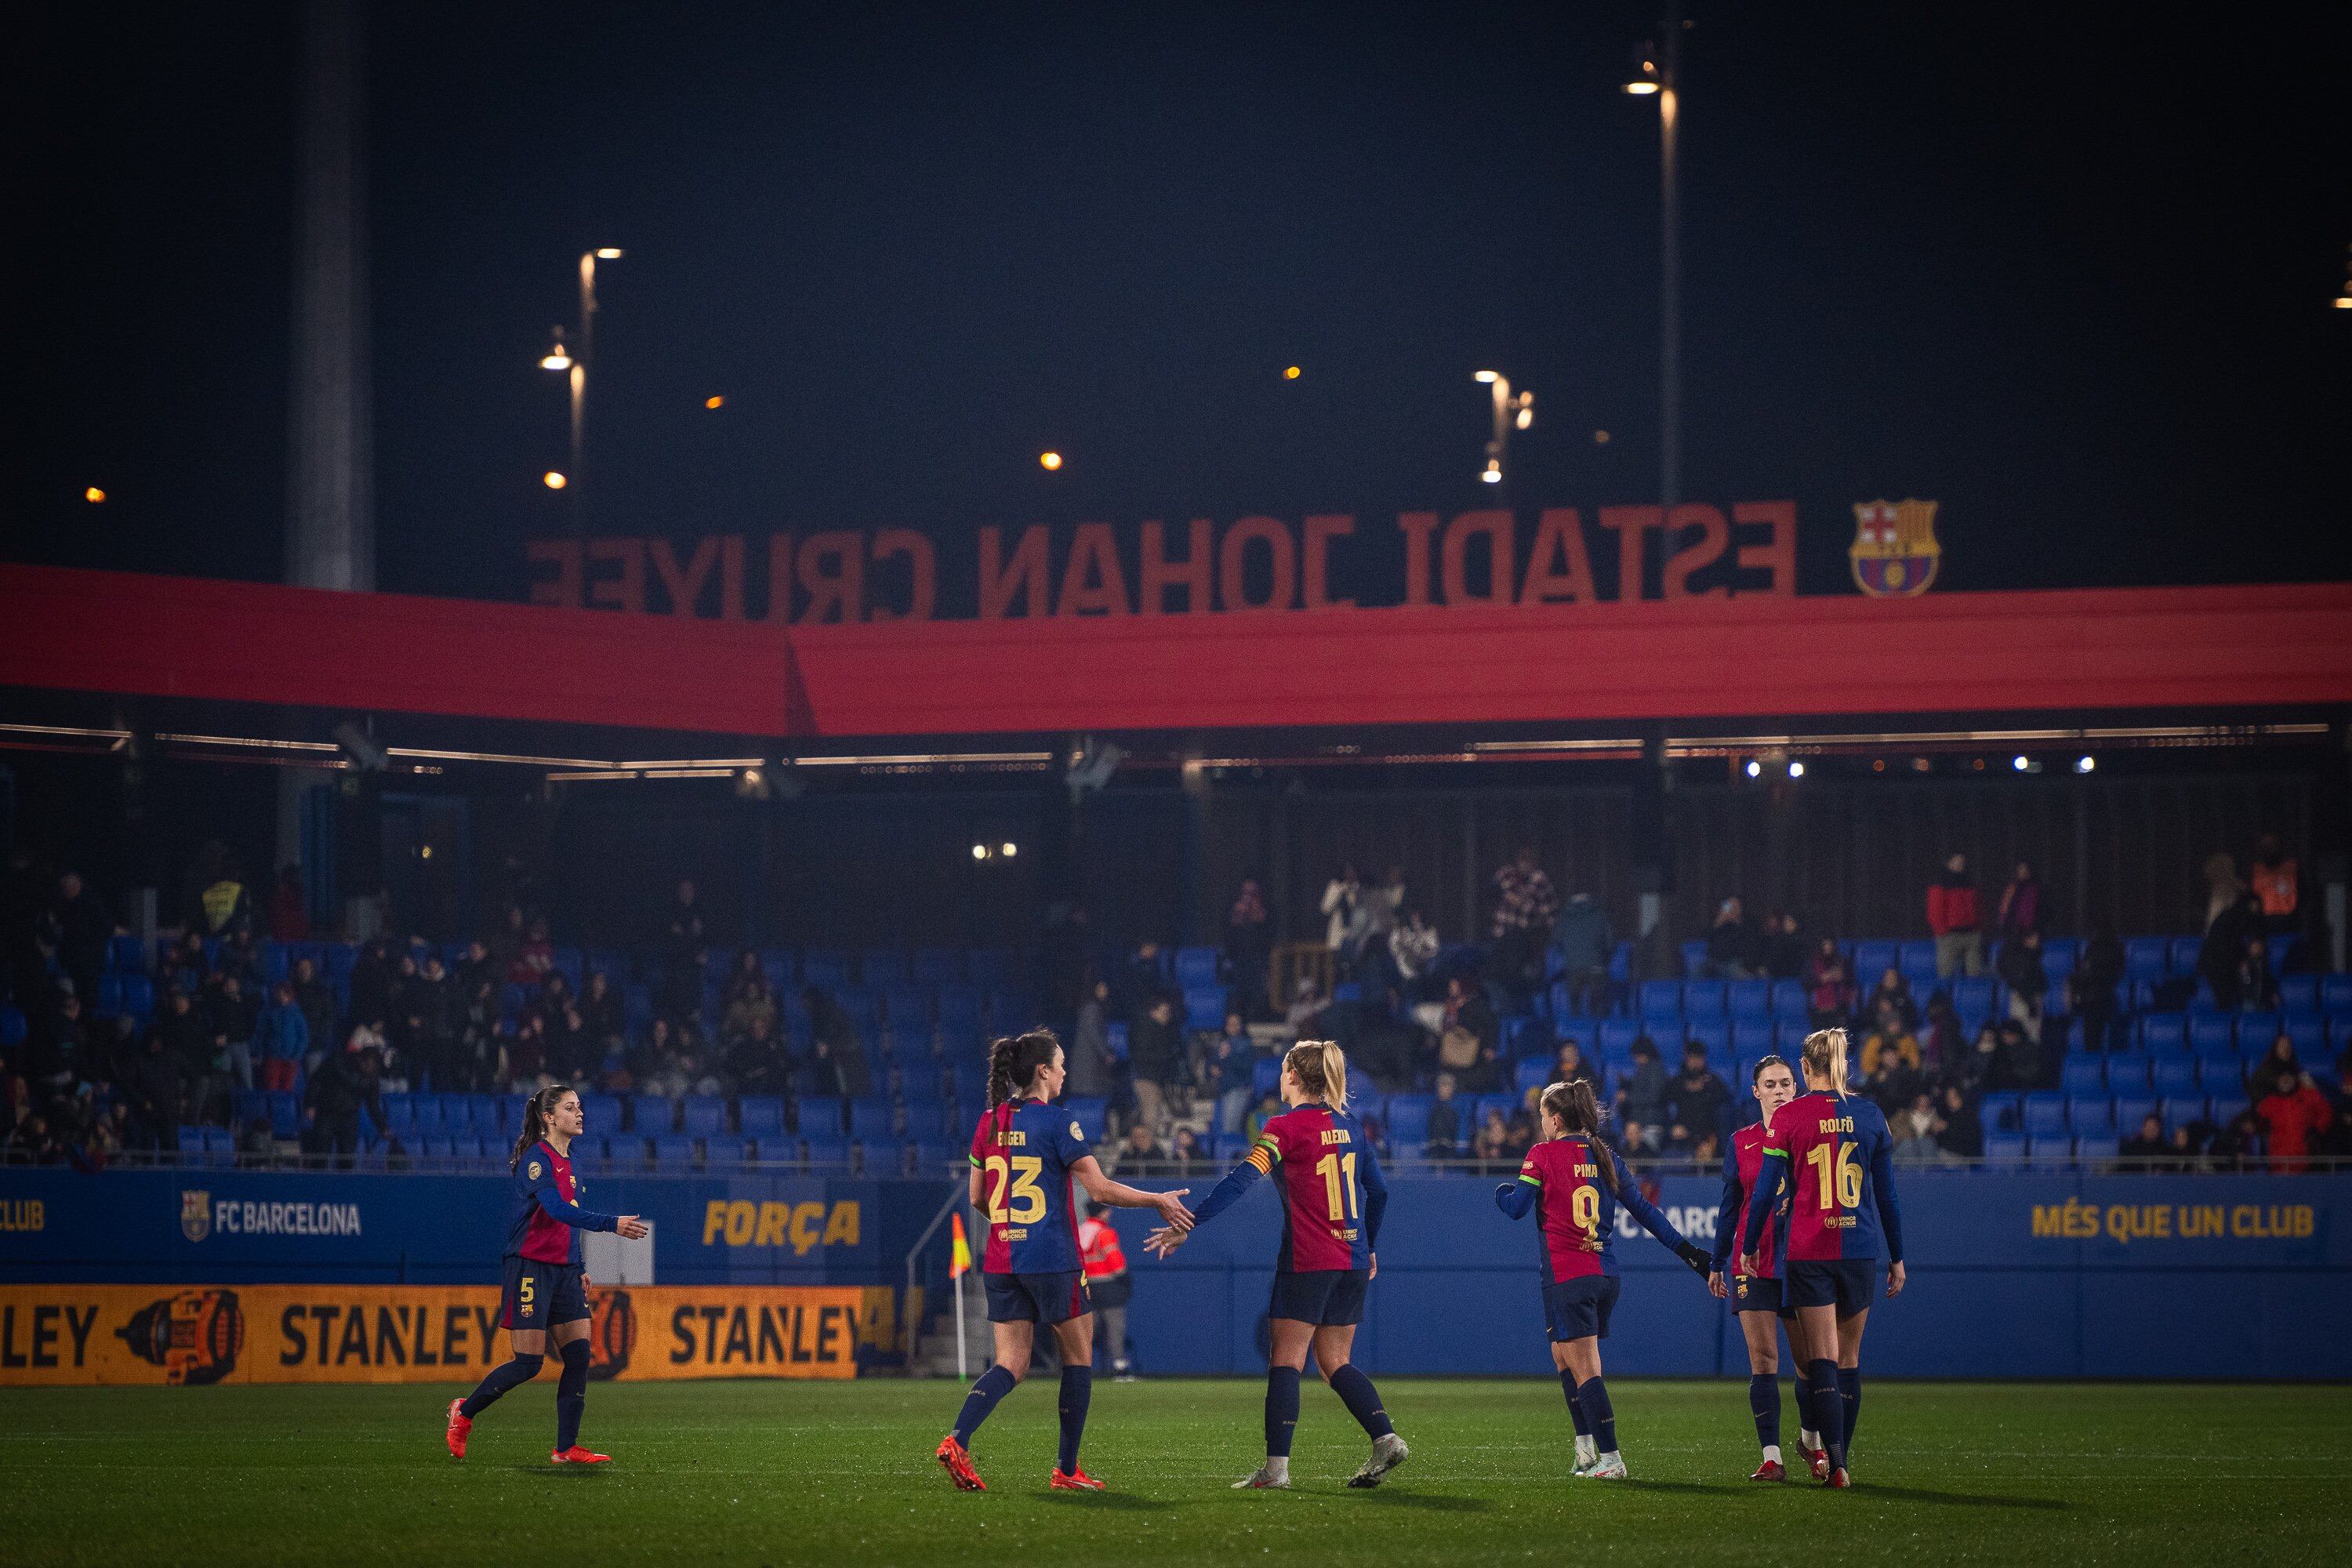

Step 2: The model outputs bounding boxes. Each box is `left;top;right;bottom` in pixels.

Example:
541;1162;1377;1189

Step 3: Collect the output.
1145;1041;1409;1491
935;1029;1195;1494
1738;1027;1907;1490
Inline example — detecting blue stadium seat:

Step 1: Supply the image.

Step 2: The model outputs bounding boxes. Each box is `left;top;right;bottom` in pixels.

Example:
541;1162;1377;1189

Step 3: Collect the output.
2278;974;2319;1016
424;1134;457;1163
322;943;358;982
801;948;851;989
495;1096;528;1135
989;989;1042;1032
2138;1014;2187;1054
1;1007;28;1050
848;1100;895;1143
1251;1054;1283;1097
859;949;908;989
705;1135;750;1167
1951;976;1995;1017
802;1136;849;1167
630;1094;674;1134
579;1094;623;1135
1211;1135;1252;1165
2187;1015;2234;1055
2236;1012;2281;1051
1515;1057;1551;1095
2067;1097;2113;1136
1184;986;1229;1033
1679;940;1708;979
2151;1056;2203;1101
798;1094;845;1137
1852;941;1898;984
1982;1132;2027;1165
1636;980;1681;1018
912;947;964;985
1896;938;1940;975
96;975;124;1014
375;1094;418;1141
1731;1019;1779;1060
881;985;930;1028
1598;1018;1642;1055
681;1097;727;1138
1609;941;1633;983
2021;1092;2070;1138
2321;975;2352;1015
107;933;145;973
902;1101;946;1142
1769;980;1808;1022
408;1094;447;1136
2285;1015;2325;1064
550;946;583;989
2112;1093;2158;1135
1174;946;1221;988
2040;938;2077;982
949;1067;986;1112
122;975;156;1018
1725;980;1770;1022
2168;935;2203;976
968;948;1014;987
833;988;880;1031
935;982;983;1028
434;1094;470;1133
886;1019;935;1062
2104;1051;2152;1091
737;1097;786;1138
2060;1056;2106;1096
1681;982;1726;1022
650;1135;697;1169
1682;1020;1730;1063
2073;1134;2119;1163
2123;938;2169;986
1383;1096;1432;1150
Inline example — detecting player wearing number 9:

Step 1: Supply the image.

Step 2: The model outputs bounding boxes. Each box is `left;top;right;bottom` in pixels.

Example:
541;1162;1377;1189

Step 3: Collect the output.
1143;1040;1409;1492
1494;1077;1713;1481
935;1029;1196;1494
1737;1027;1907;1490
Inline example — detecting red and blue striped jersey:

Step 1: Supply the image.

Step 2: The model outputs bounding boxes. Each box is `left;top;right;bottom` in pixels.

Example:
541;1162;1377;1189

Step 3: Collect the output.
1711;1122;1786;1278
1507;1134;1686;1283
506;1139;619;1265
1247;1104;1386;1273
968;1098;1091;1274
1741;1091;1905;1265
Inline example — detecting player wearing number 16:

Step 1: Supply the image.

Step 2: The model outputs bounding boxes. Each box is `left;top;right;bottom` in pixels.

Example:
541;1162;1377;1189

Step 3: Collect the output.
935;1029;1196;1494
1144;1041;1409;1491
1738;1028;1907;1490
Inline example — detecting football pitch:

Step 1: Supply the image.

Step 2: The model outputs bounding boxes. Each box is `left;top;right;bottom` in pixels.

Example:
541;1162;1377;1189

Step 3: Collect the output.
5;1377;2346;1566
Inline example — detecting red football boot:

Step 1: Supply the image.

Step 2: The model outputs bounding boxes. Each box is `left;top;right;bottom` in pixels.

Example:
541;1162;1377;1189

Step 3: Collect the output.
1748;1458;1785;1482
550;1446;612;1465
1798;1441;1829;1481
1050;1468;1107;1491
445;1399;471;1460
1824;1466;1851;1490
935;1434;986;1491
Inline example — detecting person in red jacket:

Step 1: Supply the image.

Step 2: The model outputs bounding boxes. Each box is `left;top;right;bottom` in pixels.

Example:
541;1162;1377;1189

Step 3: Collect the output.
1926;852;1983;978
2256;1072;2333;1175
1076;1201;1136;1380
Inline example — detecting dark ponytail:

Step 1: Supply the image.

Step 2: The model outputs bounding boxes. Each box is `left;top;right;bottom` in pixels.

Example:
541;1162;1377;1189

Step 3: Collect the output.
986;1030;1061;1109
1538;1077;1620;1196
510;1082;575;1171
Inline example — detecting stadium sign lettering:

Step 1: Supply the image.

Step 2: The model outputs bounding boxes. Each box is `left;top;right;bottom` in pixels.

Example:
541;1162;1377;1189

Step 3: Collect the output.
2030;1200;2316;1243
0;1198;45;1232
205;1198;363;1240
665;1301;857;1371
523;503;1801;622
0;1304;100;1368
699;1198;862;1254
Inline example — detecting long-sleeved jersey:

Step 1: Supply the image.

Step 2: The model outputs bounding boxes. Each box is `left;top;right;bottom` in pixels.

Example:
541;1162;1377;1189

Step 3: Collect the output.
1496;1133;1692;1281
1740;1091;1905;1265
1188;1102;1388;1272
506;1139;619;1264
1711;1121;1788;1276
969;1096;1091;1273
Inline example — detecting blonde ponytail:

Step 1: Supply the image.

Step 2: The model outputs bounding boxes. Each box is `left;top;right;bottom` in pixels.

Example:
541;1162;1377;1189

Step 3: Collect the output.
1284;1040;1349;1114
1802;1027;1851;1098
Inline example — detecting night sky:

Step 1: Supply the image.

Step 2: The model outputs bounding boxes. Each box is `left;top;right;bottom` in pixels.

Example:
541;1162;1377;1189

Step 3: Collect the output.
8;1;2350;602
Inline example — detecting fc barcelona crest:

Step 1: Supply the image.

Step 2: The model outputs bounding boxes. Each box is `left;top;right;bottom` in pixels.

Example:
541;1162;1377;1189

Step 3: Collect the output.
1849;499;1940;597
180;1189;212;1243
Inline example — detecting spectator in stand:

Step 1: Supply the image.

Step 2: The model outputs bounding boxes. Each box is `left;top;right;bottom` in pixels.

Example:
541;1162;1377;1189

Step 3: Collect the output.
2321;1101;2352;1162
4;1112;61;1165
1998;927;2049;1046
1320;862;1367;957
1991;1019;2045;1093
1167;1126;1210;1179
2071;930;2124;1053
1890;1093;1942;1161
1283;976;1328;1038
2234;935;2278;1014
1110;1121;1165;1177
1994;861;2041;941
1548;891;1613;1017
1665;1044;1732;1156
660;879;708;1020
2249;1033;2302;1102
724;1011;792;1098
1435;975;1500;1093
723;947;764;1003
2199;893;2262;1011
303;1045;385;1169
1426;1072;1463;1157
580;971;625;1057
2249;834;2299;938
1365;867;1406;951
1389;907;1440;995
451;979;501;1093
24;990;90;1103
1200;1011;1254;1135
1548;1039;1599;1094
1866;968;1918;1037
1957;1022;2000;1093
546;1001;593;1083
163;929;211;994
1867;1032;1928;1115
405;954;456;1088
1470;1105;1517;1169
1803;938;1853;1029
1224;879;1273;1016
1926;851;1984;977
509;916;556;988
2210;1105;2266;1169
1920;992;1963;1080
454;938;497;995
2256;1066;2332;1174
1123;941;1173;1021
347;937;397;1032
498;1012;545;1093
1243;1091;1281;1140
1759;910;1806;980
155;986;210;1097
1488;847;1559;1003
235;1112;274;1169
121;1028;185;1149
2120;1112;2169;1161
1934;1083;1982;1160
1702;896;1756;981
803;987;874;1100
268;865;310;942
1125;993;1179;1134
1615;1036;1668;1152
253;980;309;1093
1068;978;1116;1102
721;966;778;1047
53;870;111;1011
2201;851;2245;934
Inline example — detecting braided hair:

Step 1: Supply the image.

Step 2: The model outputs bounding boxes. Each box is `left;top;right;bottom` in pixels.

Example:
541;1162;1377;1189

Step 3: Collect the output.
985;1029;1061;1109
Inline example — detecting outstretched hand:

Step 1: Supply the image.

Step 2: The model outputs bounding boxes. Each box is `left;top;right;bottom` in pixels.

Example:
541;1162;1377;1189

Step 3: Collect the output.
1152;1189;1195;1232
616;1215;650;1240
1707;1269;1730;1301
1144;1225;1187;1259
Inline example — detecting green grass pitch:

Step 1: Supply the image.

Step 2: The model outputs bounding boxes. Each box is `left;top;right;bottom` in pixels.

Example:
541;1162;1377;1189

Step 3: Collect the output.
5;1378;2346;1566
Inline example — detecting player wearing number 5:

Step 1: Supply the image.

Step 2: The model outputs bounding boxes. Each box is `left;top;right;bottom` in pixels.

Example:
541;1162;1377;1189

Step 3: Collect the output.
1494;1079;1712;1480
1144;1041;1408;1491
936;1029;1195;1494
1738;1028;1907;1490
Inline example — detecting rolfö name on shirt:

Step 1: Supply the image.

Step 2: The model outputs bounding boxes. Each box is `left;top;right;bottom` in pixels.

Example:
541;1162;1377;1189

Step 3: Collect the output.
1817;1116;1855;1134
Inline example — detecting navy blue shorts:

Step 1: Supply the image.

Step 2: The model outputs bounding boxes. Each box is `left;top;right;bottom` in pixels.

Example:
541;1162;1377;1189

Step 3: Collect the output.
984;1270;1089;1324
1732;1273;1798;1320
1541;1275;1621;1342
1785;1259;1878;1315
1269;1269;1369;1327
500;1255;587;1330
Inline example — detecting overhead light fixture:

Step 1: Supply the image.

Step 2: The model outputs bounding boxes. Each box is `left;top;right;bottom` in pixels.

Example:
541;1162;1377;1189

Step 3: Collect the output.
1788;760;1805;779
1000;842;1018;858
1481;460;1502;484
2013;755;2030;771
2076;755;2096;774
971;844;989;861
594;247;624;260
539;332;572;371
1744;759;1761;779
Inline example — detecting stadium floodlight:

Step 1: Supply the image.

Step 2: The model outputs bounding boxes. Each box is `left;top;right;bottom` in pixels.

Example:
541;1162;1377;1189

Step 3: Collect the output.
594;247;623;260
1744;759;1761;779
539;330;572;372
1788;760;1805;779
2013;755;2030;771
1000;842;1018;858
2076;755;2096;774
1477;371;1533;483
1625;51;1661;94
971;844;989;860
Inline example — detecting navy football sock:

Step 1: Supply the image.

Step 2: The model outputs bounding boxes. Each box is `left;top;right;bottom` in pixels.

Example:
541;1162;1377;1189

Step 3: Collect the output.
554;1339;590;1452
953;1364;1019;1447
1265;1366;1302;1458
1056;1366;1093;1473
1559;1371;1591;1436
1326;1364;1395;1441
1809;1359;1846;1469
1838;1366;1862;1451
459;1352;542;1419
1576;1377;1617;1454
1749;1373;1780;1451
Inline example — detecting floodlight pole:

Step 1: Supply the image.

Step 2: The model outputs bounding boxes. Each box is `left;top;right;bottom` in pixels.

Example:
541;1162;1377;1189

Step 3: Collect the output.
1657;4;1681;512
